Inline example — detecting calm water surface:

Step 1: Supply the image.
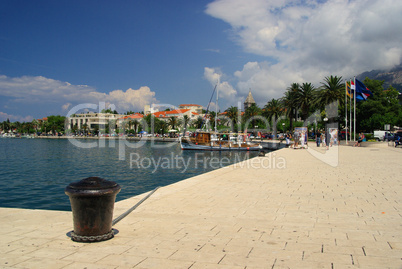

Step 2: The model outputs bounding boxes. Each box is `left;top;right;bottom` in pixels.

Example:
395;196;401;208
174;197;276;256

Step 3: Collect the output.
0;138;259;211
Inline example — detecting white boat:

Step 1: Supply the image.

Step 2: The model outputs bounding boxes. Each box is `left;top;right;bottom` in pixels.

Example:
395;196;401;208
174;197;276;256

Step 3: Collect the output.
180;131;261;151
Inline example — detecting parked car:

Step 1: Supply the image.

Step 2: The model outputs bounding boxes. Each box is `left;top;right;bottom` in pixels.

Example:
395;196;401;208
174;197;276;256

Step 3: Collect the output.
384;132;395;141
374;130;397;141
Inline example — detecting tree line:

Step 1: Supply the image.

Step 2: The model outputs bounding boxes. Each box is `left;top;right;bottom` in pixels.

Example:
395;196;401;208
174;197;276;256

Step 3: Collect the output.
1;115;66;135
2;76;401;136
222;76;401;135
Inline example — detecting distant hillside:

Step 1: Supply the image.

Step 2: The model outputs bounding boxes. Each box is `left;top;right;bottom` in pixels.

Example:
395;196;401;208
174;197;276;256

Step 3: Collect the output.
357;63;402;92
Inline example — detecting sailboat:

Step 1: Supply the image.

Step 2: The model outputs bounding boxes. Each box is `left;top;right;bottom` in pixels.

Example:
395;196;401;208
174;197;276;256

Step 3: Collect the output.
179;84;262;151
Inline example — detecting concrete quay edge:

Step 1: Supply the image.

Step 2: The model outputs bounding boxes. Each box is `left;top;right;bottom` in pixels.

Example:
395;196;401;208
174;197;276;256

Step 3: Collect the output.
0;145;401;268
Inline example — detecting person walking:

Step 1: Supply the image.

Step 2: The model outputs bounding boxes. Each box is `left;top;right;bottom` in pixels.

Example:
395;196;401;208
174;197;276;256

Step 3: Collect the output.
321;131;326;147
293;130;299;149
316;130;321;147
305;131;308;148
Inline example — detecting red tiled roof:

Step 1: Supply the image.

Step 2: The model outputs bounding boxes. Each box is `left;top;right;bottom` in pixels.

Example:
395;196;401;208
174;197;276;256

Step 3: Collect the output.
219;112;245;116
119;113;144;120
152;109;190;118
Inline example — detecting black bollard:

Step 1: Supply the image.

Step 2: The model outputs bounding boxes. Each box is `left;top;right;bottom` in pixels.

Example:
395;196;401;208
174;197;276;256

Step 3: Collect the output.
65;177;121;242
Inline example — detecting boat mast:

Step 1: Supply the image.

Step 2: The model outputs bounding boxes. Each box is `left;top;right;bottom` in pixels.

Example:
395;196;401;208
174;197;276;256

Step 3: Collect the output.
215;79;219;133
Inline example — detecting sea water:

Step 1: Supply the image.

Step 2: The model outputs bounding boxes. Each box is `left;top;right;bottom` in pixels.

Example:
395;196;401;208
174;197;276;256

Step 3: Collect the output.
0;138;259;211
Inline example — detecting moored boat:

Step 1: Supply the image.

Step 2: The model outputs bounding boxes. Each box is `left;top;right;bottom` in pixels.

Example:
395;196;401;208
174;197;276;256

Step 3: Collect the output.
180;131;261;151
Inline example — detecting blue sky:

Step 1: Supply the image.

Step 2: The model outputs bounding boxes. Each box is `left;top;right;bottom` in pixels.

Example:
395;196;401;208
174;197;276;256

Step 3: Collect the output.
1;0;401;122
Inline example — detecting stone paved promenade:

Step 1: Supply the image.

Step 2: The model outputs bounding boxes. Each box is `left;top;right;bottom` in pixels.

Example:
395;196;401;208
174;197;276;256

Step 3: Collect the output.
1;145;401;268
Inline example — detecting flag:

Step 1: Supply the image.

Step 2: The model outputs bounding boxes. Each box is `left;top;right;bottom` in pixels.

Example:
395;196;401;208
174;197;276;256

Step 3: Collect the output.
346;82;353;98
355;79;373;100
350;79;365;102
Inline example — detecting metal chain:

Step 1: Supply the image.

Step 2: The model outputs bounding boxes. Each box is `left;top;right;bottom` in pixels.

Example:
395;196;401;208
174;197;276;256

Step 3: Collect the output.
70;230;114;242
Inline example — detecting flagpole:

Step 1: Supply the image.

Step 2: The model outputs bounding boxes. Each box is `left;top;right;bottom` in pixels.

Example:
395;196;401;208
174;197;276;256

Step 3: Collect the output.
350;79;352;142
354;76;356;141
215;79;219;133
345;80;348;145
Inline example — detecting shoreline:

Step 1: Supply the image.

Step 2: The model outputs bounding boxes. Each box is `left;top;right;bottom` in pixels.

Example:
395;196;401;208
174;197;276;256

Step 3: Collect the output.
36;135;179;142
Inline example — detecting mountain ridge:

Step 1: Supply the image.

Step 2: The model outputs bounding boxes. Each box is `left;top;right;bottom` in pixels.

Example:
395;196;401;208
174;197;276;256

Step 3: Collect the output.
356;63;402;92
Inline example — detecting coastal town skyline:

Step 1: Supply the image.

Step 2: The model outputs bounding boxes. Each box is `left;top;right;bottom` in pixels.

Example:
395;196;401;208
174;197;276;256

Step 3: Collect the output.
1;0;401;122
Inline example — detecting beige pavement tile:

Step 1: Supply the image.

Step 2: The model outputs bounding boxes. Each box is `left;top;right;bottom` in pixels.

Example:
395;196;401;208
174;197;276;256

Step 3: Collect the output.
168;248;226;264
218;253;275;267
0;243;24;254
78;242;133;255
323;245;366;256
0;235;25;244
354;255;402;269
361;244;401;258
0;253;32;267
7;237;53;248
6;245;41;256
387;241;402;250
123;246;177;259
303;252;356;266
27;247;76;260
62;261;117;269
134;257;194;268
13;257;73;269
189;261;244;269
95;254;147;268
272;259;336;269
60;250;111;263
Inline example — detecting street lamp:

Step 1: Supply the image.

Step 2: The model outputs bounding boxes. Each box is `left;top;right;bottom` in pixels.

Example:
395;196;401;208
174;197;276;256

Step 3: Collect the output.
282;123;285;134
323;117;328;148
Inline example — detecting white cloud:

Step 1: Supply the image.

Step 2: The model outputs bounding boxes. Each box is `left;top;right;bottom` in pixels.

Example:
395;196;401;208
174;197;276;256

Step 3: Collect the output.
0;75;159;116
88;87;157;112
204;67;238;108
0;111;33;122
206;0;402;104
0;75;96;103
62;103;72;111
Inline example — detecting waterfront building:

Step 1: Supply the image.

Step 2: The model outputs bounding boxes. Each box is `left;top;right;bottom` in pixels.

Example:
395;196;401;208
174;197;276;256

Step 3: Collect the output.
117;113;144;132
67;112;123;133
152;109;199;121
178;104;203;114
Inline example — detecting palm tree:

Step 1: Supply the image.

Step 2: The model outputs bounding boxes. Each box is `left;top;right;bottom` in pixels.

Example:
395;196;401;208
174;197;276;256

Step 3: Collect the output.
208;111;216;131
82;123;88;135
132;119;140;134
181;115;190;135
281;83;299;132
264;98;283;136
127;119;133;131
225;106;239;131
142;114;154;133
168;116;181;131
31;119;39;134
194;116;204;129
244;103;261;130
317;75;344;108
157;120;169;136
294;82;317;121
